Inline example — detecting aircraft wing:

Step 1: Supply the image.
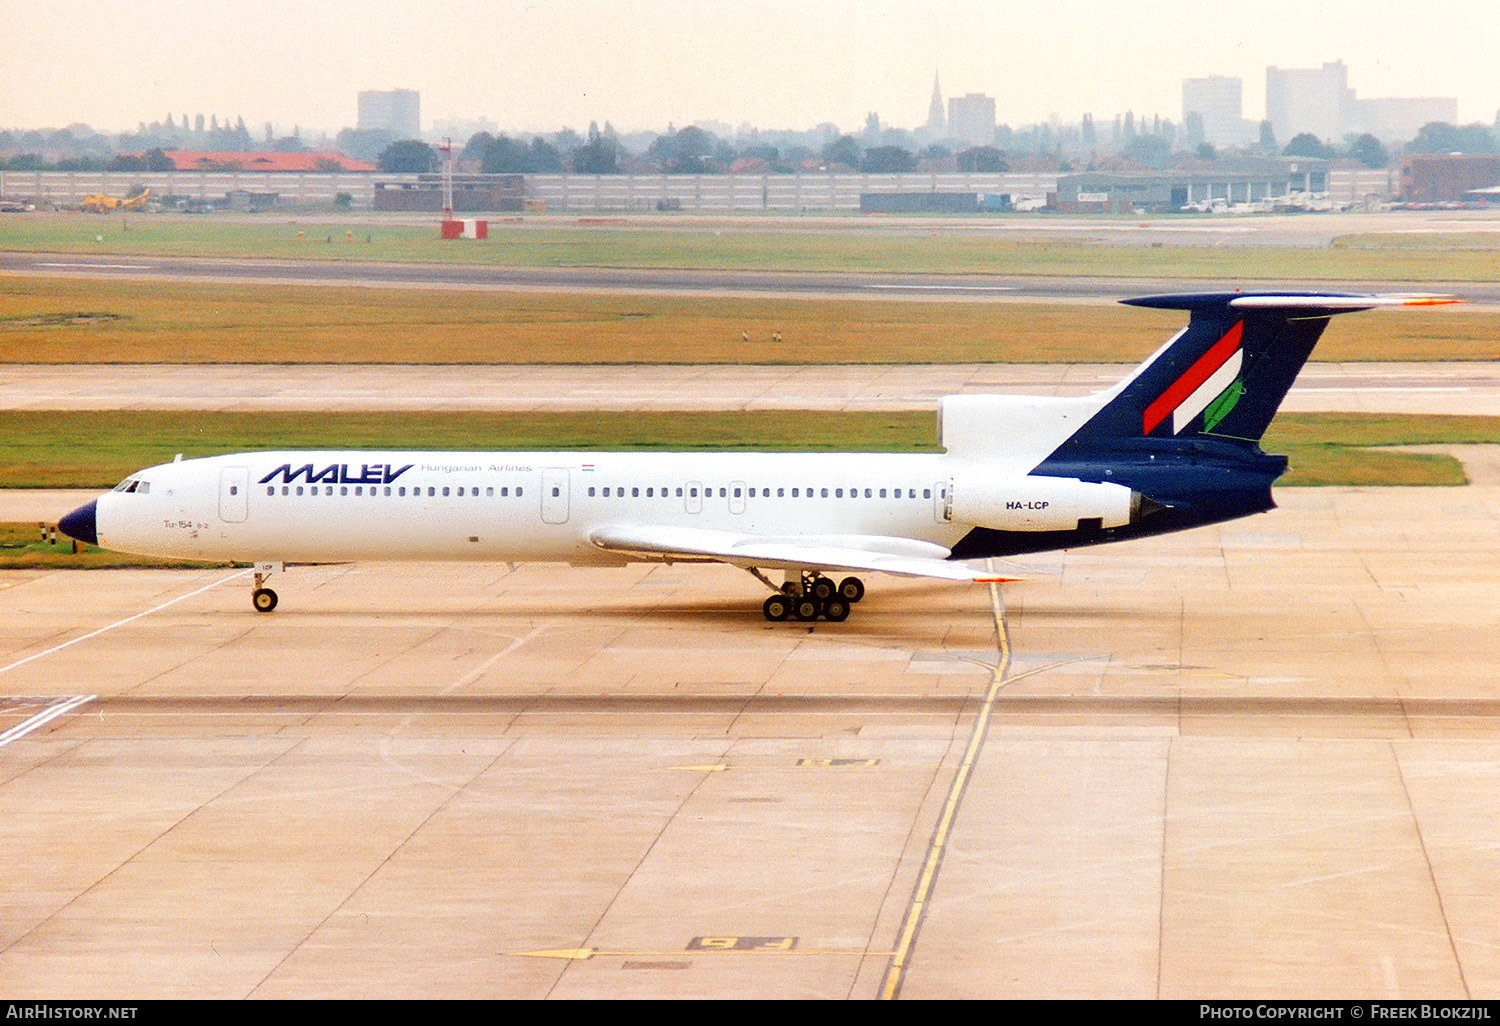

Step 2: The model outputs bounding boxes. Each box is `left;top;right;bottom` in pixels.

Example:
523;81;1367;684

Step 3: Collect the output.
588;525;1017;583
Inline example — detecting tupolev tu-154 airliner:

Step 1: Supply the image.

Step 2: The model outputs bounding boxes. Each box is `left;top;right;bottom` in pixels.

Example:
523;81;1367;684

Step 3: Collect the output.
58;291;1454;622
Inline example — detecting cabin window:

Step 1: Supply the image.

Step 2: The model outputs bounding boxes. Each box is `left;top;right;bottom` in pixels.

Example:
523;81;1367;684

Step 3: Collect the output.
486;487;494;497
632;487;639;497
516;487;523;496
283;487;290;496
879;488;887;498
923;488;931;498
266;487;274;496
835;488;843;498
588;486;596;496
442;487;450;497
295;486;303;496
552;486;560;497
689;487;697;498
457;487;464;497
646;487;654;497
732;487;741;498
864;488;872;498
229;485;238;496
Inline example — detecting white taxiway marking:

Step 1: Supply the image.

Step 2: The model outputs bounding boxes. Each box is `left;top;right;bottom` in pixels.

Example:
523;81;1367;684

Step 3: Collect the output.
0;694;95;748
0;570;250;681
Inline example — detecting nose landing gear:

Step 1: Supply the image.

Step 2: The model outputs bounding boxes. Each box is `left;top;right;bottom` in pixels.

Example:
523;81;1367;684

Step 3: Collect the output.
250;563;282;613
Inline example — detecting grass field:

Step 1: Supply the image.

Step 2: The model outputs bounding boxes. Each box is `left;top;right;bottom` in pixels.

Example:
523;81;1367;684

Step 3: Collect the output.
0;408;1481;490
0;521;229;568
1331;232;1500;251
2;276;1495;363
6;214;1500;281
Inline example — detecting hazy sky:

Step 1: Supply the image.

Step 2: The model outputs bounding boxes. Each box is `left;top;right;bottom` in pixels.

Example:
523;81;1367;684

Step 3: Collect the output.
4;0;1495;136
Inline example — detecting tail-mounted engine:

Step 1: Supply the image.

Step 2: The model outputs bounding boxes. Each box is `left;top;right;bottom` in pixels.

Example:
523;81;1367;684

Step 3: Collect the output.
948;474;1162;532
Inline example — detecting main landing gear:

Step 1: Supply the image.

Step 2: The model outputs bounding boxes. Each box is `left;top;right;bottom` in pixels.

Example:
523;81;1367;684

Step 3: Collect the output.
250;564;280;613
757;570;864;623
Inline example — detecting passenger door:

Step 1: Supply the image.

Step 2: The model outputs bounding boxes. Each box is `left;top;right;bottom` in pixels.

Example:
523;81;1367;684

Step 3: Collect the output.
934;480;951;523
541;469;570;524
218;467;249;523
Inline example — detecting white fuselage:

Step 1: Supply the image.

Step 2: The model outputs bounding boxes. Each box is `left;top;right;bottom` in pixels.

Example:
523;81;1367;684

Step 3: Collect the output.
99;450;970;566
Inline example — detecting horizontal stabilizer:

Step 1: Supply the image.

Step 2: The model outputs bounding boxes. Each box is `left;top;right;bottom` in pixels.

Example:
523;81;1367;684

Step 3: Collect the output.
1123;291;1458;312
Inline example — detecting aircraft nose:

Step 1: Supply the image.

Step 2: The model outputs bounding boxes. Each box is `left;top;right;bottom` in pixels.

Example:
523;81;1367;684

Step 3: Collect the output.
58;500;98;546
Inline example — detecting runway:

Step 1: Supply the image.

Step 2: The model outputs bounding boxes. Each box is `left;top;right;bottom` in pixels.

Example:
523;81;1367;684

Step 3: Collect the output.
4;460;1500;997
1;361;1496;415
8;250;1500;305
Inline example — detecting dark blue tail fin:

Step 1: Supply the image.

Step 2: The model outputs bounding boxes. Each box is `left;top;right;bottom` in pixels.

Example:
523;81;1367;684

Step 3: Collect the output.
947;291;1454;561
1065;291;1446;446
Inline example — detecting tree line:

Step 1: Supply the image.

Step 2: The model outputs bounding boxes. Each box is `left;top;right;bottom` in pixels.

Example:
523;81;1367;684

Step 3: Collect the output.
6;116;1499;176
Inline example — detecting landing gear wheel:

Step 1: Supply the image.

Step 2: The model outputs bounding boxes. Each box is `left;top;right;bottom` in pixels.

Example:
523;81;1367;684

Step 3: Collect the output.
810;577;835;602
793;597;820;622
837;577;865;603
252;588;278;613
763;594;791;621
823;597;850;622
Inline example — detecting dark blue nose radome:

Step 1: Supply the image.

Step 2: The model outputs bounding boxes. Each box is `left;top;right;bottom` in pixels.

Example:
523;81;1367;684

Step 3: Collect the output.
58;500;98;546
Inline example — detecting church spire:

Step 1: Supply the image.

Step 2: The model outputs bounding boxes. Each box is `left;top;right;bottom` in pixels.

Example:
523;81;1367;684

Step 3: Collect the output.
926;71;946;137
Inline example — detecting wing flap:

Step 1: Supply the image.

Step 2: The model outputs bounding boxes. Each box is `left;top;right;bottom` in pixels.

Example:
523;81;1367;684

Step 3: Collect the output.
589;525;1015;583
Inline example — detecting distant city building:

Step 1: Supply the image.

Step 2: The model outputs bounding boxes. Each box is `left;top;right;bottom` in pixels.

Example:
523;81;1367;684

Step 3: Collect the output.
1266;62;1352;144
1354;97;1459;142
1182;75;1254;147
1266;61;1456;144
358;89;421;139
947;93;996;146
926;72;946;138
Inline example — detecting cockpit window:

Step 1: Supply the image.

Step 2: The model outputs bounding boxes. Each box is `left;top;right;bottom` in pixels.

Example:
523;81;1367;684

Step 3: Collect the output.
112;478;150;494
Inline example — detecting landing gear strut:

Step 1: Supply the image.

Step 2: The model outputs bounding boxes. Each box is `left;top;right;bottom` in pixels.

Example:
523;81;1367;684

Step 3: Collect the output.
250;563;281;613
752;569;864;623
